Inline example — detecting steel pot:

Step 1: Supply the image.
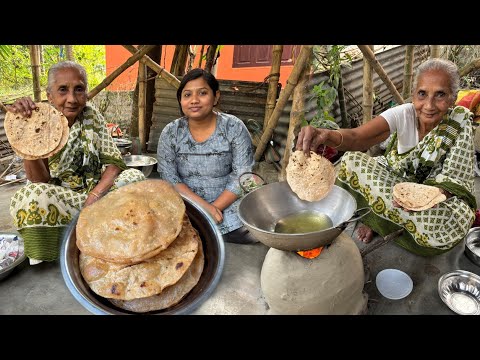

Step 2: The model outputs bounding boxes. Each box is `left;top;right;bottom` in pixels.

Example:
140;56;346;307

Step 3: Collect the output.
238;181;369;251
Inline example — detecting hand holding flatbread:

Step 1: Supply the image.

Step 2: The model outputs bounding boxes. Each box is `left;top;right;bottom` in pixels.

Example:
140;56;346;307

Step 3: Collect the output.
392;182;446;211
286;150;336;202
4;102;69;160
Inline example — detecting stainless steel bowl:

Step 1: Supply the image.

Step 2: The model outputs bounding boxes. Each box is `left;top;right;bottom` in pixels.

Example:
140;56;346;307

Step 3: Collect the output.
438;270;480;315
123;155;157;177
465;227;480;267
60;195;225;315
238;181;369;252
0;233;26;281
114;139;132;156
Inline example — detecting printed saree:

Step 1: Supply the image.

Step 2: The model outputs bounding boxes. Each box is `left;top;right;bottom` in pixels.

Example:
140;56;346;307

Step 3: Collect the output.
336;106;476;256
9;105;145;261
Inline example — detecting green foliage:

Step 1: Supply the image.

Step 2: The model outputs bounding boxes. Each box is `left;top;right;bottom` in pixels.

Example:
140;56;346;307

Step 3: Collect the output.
0;45;105;103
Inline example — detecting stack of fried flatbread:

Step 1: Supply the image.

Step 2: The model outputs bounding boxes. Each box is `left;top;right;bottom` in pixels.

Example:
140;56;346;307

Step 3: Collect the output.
286;150;336;202
392;182;446;211
4;102;69;159
76;179;205;313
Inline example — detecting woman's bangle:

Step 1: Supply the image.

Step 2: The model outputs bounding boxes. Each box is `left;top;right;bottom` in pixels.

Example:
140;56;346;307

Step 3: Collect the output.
90;191;101;199
332;129;344;149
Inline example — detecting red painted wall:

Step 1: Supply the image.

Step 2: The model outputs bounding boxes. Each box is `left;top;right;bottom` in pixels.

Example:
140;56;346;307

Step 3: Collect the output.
105;45;294;91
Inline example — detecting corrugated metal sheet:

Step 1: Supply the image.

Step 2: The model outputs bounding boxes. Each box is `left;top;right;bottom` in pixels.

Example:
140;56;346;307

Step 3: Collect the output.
148;78;272;153
272;45;430;159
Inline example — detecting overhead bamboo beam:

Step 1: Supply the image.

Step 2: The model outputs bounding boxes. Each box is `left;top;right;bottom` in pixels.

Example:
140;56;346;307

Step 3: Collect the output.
123;45;180;89
357;45;404;105
280;49;312;181
29;45;42;102
138;62;146;153
88;45;156;99
362;45;374;124
402;46;415;100
254;45;313;162
263;45;283;131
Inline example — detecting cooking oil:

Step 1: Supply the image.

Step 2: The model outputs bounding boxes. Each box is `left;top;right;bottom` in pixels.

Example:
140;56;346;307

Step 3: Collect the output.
274;211;333;234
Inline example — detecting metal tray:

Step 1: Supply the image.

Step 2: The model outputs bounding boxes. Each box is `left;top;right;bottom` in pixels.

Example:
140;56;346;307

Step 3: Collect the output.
465;227;480;267
438;270;480;315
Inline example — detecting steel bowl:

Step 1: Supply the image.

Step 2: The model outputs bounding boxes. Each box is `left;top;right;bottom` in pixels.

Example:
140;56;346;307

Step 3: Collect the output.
464;227;480;267
123;155;157;177
438;270;480;315
114;139;132;156
237;181;369;252
0;232;26;281
60;195;225;315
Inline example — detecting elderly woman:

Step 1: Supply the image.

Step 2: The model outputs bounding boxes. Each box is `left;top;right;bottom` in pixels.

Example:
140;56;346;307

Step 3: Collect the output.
157;68;257;244
296;58;476;256
8;61;145;264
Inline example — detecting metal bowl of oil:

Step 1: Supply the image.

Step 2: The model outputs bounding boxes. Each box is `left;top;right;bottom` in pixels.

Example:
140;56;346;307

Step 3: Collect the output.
237;181;369;251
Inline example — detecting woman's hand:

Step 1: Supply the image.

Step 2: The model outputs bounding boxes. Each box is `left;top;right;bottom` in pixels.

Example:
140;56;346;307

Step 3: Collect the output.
296;126;339;155
6;97;37;117
207;203;224;224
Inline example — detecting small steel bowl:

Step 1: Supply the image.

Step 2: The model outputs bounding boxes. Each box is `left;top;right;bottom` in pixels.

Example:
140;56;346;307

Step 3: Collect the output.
0;233;26;281
465;227;480;267
60;195;225;315
438;270;480;315
123;155;157;177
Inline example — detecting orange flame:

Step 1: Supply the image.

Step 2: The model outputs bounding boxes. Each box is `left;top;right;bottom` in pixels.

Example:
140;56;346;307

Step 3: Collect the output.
297;246;323;259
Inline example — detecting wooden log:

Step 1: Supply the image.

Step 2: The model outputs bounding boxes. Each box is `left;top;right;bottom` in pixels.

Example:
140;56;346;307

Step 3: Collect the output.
87;45;156;99
460;58;480;77
29;45;42;102
279;50;311;181
138;62;146;152
254;45;313;162
123;45;180;89
357;45;404;105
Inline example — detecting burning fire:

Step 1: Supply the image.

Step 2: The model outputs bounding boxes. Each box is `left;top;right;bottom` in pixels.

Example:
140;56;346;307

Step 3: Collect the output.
297;246;323;259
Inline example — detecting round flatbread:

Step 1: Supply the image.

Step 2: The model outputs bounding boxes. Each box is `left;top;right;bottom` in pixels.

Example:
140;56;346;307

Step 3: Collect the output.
5;102;68;158
76;179;186;264
392;182;446;211
109;232;204;312
79;216;200;300
286;150;336;202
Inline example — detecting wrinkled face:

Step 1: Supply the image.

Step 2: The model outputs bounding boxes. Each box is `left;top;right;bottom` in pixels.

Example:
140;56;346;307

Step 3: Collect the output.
413;69;454;127
47;68;87;123
180;77;219;120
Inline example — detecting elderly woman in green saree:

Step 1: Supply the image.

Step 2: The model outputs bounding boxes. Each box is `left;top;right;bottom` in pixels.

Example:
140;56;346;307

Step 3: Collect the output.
7;61;145;264
296;58;476;256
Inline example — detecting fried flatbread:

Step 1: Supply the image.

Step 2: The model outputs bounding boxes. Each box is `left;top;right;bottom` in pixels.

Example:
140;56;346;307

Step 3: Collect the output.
76;179;186;264
5;102;68;158
79;216;199;300
286;150;336;202
109;232;204;312
392;182;446;211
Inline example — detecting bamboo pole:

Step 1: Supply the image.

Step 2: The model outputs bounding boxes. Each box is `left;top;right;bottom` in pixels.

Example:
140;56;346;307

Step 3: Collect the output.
263;45;283;131
65;45;74;61
29;45;42;102
357;45;404;105
279;50;312;181
402;45;414;100
254;45;313;162
87;45;156;99
122;45;180;89
362;45;374;124
138;62;146;152
430;45;440;58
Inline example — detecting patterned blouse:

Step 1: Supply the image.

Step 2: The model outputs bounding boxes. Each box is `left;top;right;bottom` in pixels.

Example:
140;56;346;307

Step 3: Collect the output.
157;112;254;234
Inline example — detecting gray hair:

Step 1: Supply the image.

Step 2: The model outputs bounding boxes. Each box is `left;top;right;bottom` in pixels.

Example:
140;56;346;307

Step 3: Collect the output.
412;58;459;102
46;61;88;93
